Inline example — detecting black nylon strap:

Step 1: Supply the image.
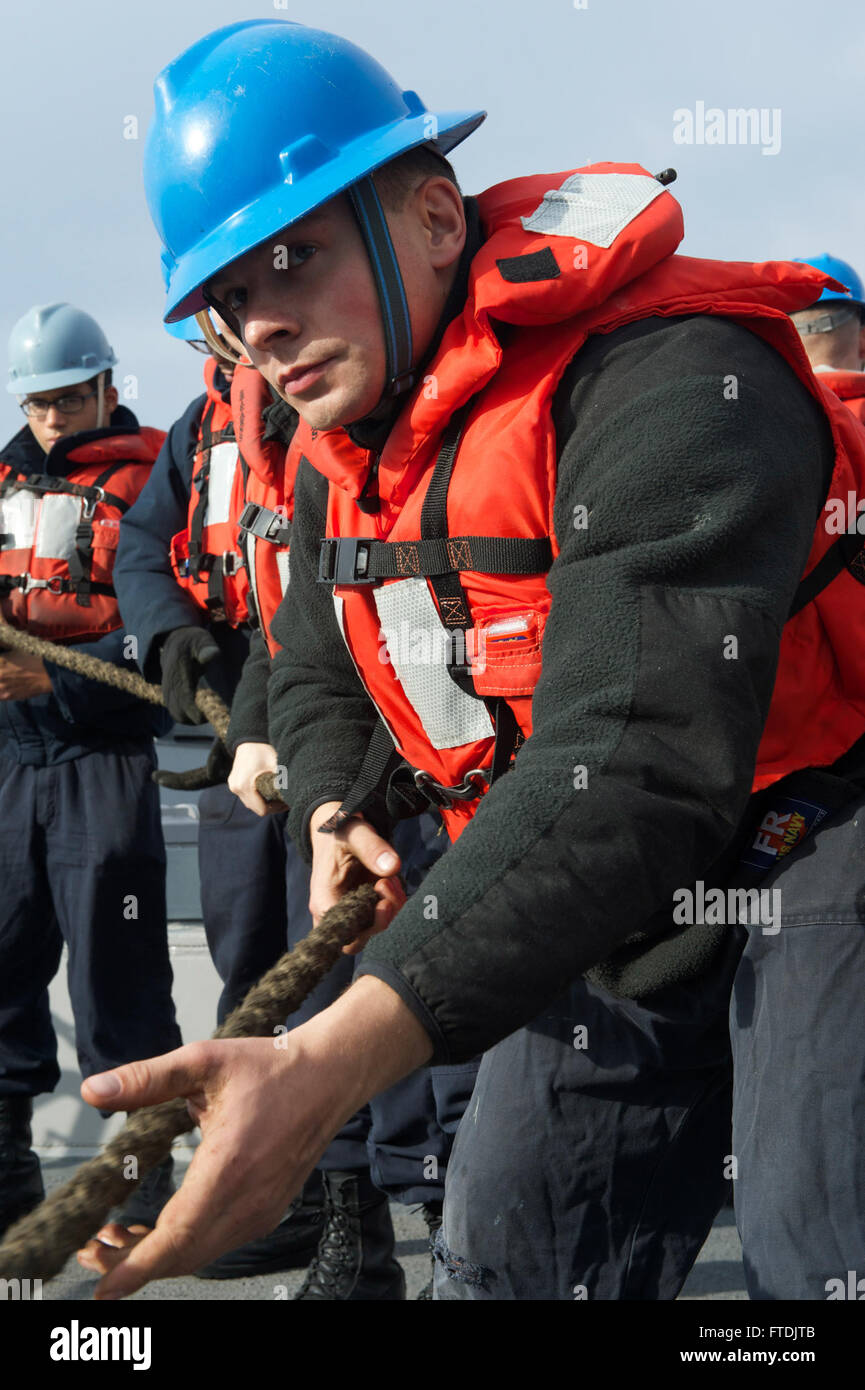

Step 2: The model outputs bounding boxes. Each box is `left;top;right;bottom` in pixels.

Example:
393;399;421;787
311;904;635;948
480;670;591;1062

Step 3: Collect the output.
316;718;407;833
348;178;415;399
420;405;483;698
789;530;865;618
318;533;552;584
0;474;127;511
206;556;227;618
68;459;136;606
0;574;114;598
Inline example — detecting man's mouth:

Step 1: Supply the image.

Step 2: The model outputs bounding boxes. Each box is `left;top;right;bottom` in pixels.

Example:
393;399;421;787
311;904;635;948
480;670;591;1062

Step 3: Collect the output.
277;357;335;394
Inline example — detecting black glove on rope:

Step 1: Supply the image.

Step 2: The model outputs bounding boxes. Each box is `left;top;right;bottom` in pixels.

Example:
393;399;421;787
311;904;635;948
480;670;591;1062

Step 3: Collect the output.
159;626;220;724
153;738;234;791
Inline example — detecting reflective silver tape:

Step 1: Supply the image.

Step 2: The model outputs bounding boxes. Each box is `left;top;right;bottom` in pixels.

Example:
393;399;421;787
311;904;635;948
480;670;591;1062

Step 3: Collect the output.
522;171;665;248
203;442;239;527
0;488;38;551
33;493;82;561
373;577;490;751
333;593;400;748
276;548;290;596
245;527;259;621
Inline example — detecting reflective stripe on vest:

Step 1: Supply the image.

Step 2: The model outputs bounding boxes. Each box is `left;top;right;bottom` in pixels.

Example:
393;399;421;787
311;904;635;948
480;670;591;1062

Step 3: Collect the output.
228;363;302;655
236;500;292;655
169;359;249;625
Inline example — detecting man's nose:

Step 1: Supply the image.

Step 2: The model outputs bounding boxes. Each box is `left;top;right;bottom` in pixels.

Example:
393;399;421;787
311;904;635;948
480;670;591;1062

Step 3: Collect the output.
242;290;302;354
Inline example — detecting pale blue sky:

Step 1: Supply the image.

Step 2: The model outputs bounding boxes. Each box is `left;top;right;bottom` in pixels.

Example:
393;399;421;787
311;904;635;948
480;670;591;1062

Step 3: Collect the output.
2;0;863;440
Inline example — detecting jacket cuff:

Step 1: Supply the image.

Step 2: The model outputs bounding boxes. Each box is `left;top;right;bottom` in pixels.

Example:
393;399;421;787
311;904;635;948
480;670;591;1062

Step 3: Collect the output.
354;960;451;1065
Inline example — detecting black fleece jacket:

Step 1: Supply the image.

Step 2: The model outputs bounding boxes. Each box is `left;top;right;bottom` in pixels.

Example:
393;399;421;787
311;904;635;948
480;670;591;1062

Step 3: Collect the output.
267;312;834;1064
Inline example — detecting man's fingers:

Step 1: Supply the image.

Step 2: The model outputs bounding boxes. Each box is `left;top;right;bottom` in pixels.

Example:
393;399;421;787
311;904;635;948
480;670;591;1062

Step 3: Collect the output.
342;874;407;954
81;1042;212;1113
230;782;268;817
93;1203;210;1298
93;1127;287;1299
326;817;401;880
77;1224;149;1275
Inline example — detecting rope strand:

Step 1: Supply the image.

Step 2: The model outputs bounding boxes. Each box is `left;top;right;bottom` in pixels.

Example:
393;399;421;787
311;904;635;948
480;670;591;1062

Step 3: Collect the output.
0;618;283;805
0;885;378;1281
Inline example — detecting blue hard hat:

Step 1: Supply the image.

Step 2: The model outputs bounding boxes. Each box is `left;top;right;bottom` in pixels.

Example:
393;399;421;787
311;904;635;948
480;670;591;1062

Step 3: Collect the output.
794;254;865;310
7;302;117;395
145;19;485;325
164;314;205;342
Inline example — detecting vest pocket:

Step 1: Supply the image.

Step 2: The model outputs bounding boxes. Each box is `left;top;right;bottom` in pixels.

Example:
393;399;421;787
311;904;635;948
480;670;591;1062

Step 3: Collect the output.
470;609;546;698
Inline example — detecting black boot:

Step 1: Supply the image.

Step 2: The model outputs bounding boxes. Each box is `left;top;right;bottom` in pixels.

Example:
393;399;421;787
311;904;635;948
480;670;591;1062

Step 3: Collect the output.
0;1097;44;1240
416;1201;443;1300
114;1155;175;1229
196;1171;326;1278
294;1169;405;1301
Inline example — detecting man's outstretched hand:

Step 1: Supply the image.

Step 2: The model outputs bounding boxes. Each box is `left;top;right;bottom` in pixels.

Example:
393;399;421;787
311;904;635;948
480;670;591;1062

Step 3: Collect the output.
79;976;433;1299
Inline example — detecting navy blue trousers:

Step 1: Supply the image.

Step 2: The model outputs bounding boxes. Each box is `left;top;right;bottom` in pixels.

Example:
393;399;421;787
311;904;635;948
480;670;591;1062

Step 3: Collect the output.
198;790;477;1202
0;744;181;1096
731;792;865;1299
436;791;865;1300
434;931;738;1300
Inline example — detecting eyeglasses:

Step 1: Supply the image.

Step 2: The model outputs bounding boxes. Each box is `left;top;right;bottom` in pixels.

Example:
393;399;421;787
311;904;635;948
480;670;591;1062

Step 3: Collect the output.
20;390;97;419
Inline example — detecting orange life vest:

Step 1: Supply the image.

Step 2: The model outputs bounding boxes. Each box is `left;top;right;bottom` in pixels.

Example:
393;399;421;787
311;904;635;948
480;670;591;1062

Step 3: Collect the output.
816;368;865;425
230;364;299;654
304;163;865;840
169;356;250;625
0;426;164;643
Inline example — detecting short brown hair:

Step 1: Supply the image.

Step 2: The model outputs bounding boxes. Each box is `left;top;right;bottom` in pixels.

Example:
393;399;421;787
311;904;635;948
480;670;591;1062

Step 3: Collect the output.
373;145;460;211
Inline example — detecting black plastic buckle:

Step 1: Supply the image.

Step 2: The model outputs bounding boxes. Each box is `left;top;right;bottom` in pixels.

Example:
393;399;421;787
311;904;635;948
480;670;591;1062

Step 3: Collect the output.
237;501;262;534
238;502;291;546
318;537;375;586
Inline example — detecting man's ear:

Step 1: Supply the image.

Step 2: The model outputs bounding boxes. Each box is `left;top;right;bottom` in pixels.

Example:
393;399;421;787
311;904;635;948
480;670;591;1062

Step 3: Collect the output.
104;384;120;415
416;177;466;270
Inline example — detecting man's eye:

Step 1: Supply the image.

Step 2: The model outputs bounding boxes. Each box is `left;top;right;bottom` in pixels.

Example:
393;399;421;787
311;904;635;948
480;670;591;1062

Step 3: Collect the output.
276;244;317;269
221;287;246;312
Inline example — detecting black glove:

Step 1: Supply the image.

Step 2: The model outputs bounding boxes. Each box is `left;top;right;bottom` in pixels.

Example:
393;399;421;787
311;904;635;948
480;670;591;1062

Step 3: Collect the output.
159;626;220;724
153;737;233;790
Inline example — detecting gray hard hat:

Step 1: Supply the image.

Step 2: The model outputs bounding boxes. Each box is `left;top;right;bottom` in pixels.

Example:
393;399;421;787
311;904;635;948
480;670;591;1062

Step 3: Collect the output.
7;302;117;394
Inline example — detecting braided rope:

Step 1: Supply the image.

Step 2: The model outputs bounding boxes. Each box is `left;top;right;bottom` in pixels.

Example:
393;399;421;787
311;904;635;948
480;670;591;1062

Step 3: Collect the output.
0;618;283;805
0;885;378;1281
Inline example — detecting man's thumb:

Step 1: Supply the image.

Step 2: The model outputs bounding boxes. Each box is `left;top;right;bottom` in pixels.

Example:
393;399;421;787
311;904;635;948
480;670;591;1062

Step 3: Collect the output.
342;818;401;877
81;1047;203;1112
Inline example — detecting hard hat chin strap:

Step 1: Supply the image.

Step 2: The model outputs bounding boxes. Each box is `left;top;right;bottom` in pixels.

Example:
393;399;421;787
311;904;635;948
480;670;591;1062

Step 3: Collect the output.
95;372;105;429
795;306;858;336
348;177;416;401
195;310;248;369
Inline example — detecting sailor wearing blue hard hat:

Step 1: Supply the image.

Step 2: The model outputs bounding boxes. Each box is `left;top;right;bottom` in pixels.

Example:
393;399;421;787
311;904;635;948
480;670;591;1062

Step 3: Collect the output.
791;254;865;417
